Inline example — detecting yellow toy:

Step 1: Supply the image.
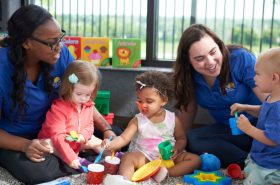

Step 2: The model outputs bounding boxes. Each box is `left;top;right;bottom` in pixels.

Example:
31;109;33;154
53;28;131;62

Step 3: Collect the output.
160;158;175;168
65;130;78;142
158;141;175;168
131;159;162;182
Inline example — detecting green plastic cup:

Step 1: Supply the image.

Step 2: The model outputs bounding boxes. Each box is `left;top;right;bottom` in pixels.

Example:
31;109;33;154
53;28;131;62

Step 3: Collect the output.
158;141;173;160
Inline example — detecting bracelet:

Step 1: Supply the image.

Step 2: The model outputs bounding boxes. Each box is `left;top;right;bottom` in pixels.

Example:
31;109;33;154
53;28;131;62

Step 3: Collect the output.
103;128;113;133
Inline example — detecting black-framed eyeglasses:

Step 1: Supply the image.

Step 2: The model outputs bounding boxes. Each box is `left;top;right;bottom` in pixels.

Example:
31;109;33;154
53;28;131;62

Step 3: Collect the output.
30;30;66;51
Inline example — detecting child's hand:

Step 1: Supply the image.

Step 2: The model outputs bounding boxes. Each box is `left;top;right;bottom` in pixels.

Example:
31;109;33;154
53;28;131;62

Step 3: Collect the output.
230;103;244;116
77;134;85;143
69;158;81;169
102;138;114;150
170;147;180;160
236;114;253;133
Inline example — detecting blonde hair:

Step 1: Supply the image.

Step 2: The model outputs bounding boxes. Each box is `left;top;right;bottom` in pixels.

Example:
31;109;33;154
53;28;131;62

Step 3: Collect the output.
59;60;100;101
258;47;280;73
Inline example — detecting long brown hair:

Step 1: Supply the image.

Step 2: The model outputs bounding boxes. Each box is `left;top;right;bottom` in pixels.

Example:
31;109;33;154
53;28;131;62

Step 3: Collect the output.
173;24;231;111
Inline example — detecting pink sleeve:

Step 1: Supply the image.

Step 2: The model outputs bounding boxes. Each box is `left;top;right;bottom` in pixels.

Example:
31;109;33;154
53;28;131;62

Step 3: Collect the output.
39;101;79;164
79;106;94;143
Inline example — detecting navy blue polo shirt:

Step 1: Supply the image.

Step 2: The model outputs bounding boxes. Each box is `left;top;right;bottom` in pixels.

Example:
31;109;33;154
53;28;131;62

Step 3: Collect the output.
0;45;74;139
193;48;261;124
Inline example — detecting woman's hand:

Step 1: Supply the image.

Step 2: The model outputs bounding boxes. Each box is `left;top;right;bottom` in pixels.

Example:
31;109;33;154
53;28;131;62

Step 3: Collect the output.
24;139;52;162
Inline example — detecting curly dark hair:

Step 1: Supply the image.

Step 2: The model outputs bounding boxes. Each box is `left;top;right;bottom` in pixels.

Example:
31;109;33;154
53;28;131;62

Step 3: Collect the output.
135;71;173;101
0;5;54;114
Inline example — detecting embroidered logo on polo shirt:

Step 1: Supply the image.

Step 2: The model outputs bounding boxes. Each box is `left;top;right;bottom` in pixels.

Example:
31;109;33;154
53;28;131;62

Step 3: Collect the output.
225;82;235;92
53;76;61;89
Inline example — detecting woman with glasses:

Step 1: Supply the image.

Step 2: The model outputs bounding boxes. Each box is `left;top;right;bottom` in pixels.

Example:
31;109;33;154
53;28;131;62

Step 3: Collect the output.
0;5;115;184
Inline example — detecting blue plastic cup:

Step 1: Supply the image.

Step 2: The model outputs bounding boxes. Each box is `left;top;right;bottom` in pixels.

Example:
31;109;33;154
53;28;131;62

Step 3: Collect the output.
229;117;243;135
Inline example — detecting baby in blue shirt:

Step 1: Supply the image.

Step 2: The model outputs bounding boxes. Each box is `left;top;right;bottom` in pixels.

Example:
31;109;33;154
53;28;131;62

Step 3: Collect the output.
230;47;280;185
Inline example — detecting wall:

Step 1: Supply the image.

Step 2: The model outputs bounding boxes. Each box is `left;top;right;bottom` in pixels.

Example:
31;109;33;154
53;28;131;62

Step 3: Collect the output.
0;0;21;32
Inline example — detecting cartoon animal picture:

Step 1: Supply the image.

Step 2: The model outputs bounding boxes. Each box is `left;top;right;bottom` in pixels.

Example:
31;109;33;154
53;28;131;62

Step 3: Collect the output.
116;47;131;66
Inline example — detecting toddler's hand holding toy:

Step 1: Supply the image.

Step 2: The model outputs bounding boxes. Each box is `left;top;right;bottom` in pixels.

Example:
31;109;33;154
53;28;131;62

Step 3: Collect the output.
77;134;85;143
170;147;181;160
236;114;253;134
70;158;81;169
102;137;113;150
65;130;79;142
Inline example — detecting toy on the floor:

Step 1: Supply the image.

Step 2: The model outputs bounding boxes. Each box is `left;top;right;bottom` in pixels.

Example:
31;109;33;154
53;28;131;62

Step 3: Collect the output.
104;174;137;185
226;163;244;179
131;159;162;182
200;153;221;172
158;141;175;168
183;170;231;185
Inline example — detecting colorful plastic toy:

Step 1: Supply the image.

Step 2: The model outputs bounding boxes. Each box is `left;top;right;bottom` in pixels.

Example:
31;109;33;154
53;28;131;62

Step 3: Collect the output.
226;163;244;179
94;135;113;164
229;111;243;135
200;153;221;172
131;159;162;182
229;118;243;135
158;141;173;160
158;141;175;168
161;159;175;169
183;170;231;185
65;130;78;142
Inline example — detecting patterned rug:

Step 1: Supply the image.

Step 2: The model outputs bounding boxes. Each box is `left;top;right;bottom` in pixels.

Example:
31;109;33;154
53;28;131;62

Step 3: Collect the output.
0;167;244;185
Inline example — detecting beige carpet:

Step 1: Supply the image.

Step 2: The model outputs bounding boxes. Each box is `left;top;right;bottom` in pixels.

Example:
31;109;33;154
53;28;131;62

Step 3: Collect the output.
0;167;244;185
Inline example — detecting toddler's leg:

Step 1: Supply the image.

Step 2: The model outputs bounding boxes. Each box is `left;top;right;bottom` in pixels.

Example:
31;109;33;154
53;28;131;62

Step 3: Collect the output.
118;151;148;180
81;135;102;153
169;151;201;177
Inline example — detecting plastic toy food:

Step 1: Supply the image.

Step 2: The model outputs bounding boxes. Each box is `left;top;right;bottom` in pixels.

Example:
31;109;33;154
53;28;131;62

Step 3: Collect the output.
131;159;162;182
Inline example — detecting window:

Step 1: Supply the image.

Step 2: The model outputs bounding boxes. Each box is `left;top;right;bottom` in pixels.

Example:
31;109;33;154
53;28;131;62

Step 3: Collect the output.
30;0;280;67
